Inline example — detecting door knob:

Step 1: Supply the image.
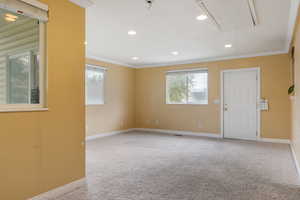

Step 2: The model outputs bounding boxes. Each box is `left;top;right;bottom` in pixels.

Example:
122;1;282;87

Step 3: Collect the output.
224;104;228;111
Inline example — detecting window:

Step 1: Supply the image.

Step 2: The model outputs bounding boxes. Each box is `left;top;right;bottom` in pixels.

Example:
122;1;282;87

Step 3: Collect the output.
85;65;106;105
0;1;48;111
7;52;39;104
166;69;208;104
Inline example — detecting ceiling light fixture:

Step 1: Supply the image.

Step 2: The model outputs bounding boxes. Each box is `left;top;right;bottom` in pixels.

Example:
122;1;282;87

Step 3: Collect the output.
5;17;16;22
132;57;139;60
172;51;179;55
128;30;137;36
5;13;18;22
196;14;208;21
225;44;232;48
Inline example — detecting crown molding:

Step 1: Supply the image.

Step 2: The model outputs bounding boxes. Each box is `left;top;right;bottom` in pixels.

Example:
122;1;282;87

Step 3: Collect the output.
135;50;288;68
69;0;95;8
87;50;288;69
20;0;48;11
86;55;136;68
286;0;300;51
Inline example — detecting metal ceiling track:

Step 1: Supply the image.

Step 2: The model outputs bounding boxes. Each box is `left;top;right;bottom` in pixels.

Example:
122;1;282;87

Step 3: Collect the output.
195;0;222;31
247;0;259;27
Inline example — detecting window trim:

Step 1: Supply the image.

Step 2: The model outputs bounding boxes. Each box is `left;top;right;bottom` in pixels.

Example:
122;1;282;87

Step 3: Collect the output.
165;68;209;105
85;64;106;106
0;19;47;112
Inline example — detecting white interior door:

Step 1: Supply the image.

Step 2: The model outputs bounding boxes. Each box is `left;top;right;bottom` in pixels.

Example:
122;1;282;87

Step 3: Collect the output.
223;69;259;140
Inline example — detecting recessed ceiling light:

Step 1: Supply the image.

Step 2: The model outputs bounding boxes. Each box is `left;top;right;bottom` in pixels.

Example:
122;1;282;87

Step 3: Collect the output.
172;51;179;55
5;17;16;22
6;13;17;19
128;30;137;36
225;44;232;48
132;57;139;60
5;13;18;22
196;14;208;21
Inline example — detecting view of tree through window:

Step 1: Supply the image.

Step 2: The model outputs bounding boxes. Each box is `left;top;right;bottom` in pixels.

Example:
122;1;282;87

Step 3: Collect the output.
166;70;208;104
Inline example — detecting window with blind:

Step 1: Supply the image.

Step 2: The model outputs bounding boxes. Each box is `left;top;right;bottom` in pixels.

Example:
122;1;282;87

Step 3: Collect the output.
85;65;105;105
0;0;48;111
166;69;208;104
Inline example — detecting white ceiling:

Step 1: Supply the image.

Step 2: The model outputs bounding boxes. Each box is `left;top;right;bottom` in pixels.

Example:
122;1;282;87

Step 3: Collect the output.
86;0;297;68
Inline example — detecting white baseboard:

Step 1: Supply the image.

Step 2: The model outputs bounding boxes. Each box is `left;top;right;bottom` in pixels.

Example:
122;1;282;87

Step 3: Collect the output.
86;128;291;144
134;128;221;138
29;178;86;200
290;143;300;178
133;128;293;144
258;138;291;144
86;128;135;141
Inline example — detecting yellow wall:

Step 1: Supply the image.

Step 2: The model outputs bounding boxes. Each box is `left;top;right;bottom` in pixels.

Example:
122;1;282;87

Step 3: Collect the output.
85;59;136;136
0;1;294;199
0;1;86;199
291;9;300;170
135;54;291;139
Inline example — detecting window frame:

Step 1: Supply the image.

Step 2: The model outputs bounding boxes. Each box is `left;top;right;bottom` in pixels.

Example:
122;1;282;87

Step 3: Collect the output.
0;19;47;112
165;68;209;105
85;64;106;106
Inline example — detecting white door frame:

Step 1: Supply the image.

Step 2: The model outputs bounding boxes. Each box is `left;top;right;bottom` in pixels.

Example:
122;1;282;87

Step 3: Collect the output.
220;67;261;140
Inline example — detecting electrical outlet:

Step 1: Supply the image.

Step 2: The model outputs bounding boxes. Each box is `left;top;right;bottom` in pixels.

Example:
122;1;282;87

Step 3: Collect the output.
155;120;159;125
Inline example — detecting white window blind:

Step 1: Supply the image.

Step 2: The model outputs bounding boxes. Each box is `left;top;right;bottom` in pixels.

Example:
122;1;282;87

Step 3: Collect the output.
0;0;48;21
166;69;208;104
85;65;105;105
0;5;47;111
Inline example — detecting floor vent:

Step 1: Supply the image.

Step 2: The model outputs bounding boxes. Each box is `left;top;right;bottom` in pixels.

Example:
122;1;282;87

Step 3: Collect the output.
174;134;183;137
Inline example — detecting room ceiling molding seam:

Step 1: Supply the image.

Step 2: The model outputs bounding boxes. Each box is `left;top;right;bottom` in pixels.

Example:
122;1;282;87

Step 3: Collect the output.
20;0;48;11
87;50;288;69
136;50;288;68
286;0;300;51
69;0;95;8
86;55;136;68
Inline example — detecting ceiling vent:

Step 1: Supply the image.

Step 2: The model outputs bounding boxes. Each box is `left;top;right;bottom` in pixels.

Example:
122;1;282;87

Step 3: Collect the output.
195;0;221;30
247;0;258;26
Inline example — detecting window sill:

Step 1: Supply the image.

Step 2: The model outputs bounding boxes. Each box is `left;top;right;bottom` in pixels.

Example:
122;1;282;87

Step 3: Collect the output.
0;107;49;113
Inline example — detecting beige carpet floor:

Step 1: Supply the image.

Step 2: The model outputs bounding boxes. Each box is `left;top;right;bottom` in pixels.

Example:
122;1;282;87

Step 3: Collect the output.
52;131;300;200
